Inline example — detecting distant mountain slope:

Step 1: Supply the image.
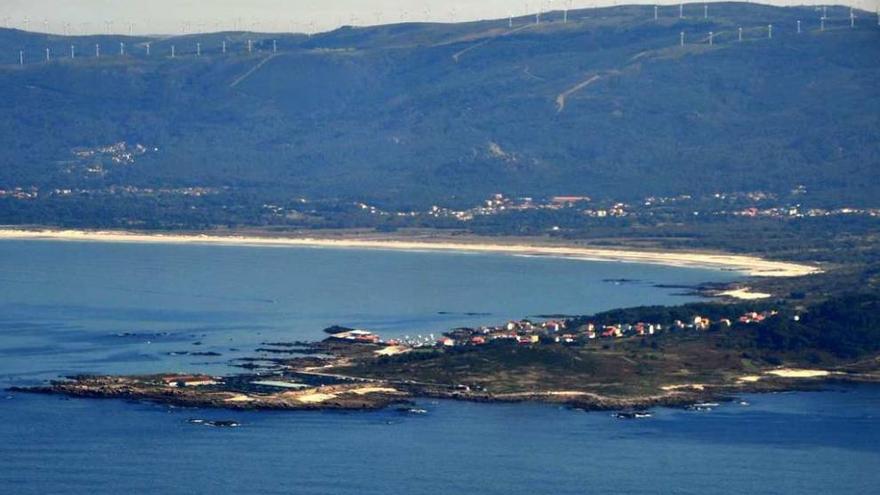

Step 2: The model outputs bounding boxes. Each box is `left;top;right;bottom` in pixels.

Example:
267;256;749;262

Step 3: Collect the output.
1;3;878;209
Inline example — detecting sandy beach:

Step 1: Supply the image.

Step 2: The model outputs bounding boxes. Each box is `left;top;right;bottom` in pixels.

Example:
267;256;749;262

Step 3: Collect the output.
736;369;837;384
0;228;820;278
718;288;774;300
766;369;834;379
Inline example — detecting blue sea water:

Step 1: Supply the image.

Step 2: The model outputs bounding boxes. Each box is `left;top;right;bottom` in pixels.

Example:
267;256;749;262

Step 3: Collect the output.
0;239;878;494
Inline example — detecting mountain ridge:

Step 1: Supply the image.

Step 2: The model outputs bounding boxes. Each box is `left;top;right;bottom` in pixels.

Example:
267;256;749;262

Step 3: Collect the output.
1;3;878;210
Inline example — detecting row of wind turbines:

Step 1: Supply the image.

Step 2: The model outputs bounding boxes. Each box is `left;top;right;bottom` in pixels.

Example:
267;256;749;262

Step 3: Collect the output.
676;5;872;45
5;2;880;34
9;4;879;65
15;38;279;65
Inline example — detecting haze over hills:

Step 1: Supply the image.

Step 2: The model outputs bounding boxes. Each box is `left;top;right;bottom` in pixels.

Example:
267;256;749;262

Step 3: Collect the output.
1;3;878;214
5;1;874;36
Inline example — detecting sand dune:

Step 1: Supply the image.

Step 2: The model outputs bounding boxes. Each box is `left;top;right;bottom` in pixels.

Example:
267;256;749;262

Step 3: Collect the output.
294;392;337;404
719;288;773;300
766;369;832;378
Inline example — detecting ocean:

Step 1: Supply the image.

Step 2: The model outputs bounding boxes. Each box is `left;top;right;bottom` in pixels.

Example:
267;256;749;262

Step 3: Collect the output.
0;239;877;494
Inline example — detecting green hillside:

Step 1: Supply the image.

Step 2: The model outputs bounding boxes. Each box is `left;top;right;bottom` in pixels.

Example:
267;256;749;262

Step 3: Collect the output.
1;3;878;213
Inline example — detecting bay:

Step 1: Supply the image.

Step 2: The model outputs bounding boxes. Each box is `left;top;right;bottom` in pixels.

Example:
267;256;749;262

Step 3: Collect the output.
1;239;877;495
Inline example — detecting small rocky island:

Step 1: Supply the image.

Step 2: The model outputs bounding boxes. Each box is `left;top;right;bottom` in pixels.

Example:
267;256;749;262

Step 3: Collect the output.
15;295;880;412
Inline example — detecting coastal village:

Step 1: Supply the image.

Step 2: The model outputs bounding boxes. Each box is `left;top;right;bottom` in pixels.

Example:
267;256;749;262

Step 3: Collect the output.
327;308;783;352
352;191;880;223
3;185;879;222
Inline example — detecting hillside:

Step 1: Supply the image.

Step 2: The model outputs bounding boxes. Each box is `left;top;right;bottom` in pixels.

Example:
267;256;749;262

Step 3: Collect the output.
1;3;878;214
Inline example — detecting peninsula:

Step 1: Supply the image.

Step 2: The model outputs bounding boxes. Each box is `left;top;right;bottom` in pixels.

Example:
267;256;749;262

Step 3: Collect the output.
17;293;880;412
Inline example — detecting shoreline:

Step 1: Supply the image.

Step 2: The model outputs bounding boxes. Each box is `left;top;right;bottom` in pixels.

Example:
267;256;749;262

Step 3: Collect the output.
0;228;820;278
13;368;872;414
9;315;879;415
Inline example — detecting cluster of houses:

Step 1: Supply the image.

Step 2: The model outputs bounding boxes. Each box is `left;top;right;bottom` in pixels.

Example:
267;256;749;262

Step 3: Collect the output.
329;329;383;344
736;310;779;324
72;141;151;165
331;309;783;351
419;193;600;222
436;310;781;348
434;319;662;348
352;190;880;224
732;206;880;219
0;187;39;199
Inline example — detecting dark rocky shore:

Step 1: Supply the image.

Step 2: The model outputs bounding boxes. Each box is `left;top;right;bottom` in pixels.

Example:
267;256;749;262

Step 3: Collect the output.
11;334;880;413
